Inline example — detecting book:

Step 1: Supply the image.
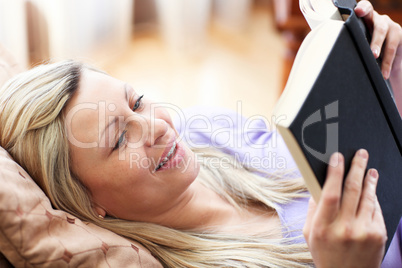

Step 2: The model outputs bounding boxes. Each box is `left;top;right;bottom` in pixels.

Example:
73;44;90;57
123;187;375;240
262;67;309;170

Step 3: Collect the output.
273;0;402;252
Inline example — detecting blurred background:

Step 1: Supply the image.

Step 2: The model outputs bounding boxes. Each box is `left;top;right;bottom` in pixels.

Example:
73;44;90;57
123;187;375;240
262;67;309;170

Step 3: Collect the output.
0;0;401;118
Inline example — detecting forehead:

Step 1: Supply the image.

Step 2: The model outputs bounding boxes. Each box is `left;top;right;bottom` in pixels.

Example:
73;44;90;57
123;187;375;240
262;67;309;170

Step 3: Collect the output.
64;69;128;144
70;69;126;105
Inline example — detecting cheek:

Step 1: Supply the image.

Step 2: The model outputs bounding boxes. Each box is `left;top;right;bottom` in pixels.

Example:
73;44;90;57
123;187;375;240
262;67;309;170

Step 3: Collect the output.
124;150;152;170
91;169;155;216
179;145;200;181
85;155;149;197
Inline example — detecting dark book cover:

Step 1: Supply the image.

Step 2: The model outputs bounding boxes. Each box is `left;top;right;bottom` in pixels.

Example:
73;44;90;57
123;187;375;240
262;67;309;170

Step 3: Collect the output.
286;6;402;251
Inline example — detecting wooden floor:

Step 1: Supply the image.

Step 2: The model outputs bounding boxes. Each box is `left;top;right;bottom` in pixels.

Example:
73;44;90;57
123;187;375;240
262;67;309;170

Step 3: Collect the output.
101;3;286;120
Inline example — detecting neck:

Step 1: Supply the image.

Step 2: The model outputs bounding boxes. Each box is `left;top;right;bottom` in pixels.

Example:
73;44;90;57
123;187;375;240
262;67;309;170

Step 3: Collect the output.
153;180;240;231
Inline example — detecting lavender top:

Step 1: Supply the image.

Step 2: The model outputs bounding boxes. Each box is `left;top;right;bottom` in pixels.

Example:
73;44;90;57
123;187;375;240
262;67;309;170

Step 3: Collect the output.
173;106;401;267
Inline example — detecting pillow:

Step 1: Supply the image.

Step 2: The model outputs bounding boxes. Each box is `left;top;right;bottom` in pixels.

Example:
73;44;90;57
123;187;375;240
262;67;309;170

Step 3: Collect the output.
0;252;12;268
0;147;162;267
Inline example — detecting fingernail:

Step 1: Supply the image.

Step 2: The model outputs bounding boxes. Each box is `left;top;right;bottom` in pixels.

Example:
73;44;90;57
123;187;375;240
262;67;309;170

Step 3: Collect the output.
382;69;390;80
372;47;380;58
369;169;378;180
358;2;370;15
358;149;368;160
329;153;341;167
362;6;369;14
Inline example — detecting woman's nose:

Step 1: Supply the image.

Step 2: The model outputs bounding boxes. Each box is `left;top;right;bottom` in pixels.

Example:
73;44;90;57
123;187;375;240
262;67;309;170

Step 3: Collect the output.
144;117;168;147
125;113;169;148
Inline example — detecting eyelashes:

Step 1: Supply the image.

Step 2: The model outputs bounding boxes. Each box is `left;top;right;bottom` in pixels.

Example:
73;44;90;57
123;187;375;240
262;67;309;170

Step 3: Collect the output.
113;130;127;150
113;94;144;151
133;95;144;111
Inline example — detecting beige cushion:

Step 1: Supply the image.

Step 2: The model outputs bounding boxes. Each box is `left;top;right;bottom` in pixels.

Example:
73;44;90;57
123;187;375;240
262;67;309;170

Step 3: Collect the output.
0;147;162;267
0;252;13;268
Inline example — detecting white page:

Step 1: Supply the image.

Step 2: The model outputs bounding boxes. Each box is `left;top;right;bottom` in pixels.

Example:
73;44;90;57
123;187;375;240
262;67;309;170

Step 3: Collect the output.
300;0;342;29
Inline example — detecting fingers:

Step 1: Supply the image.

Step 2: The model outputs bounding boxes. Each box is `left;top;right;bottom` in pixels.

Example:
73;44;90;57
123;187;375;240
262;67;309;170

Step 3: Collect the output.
380;22;402;79
370;196;387;255
355;0;402;79
370;14;389;61
372;196;386;234
315;153;344;223
340;149;369;218
356;168;378;220
354;1;381;57
313;150;380;226
354;1;374;32
305;149;386;267
303;197;317;239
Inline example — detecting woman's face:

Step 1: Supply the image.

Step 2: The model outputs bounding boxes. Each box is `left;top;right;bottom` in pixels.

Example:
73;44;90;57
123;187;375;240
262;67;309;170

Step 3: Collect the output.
64;69;200;223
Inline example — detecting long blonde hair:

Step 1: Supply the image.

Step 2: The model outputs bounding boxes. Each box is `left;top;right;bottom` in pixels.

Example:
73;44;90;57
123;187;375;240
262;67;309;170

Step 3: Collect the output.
0;61;313;267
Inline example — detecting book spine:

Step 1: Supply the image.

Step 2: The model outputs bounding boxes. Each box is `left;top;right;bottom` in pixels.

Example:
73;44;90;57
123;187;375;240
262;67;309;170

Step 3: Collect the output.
342;8;402;153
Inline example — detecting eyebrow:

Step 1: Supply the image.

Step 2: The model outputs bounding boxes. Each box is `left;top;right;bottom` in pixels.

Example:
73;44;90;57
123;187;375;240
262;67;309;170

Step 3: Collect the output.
100;84;130;147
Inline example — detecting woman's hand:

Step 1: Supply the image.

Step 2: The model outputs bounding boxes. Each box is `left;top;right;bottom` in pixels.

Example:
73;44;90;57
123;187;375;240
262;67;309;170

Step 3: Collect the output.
303;150;387;268
355;0;402;117
355;0;402;79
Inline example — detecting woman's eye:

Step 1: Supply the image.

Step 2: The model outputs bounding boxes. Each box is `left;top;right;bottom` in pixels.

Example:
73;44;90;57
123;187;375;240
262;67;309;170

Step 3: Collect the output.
133;95;144;111
113;95;143;151
113;130;127;151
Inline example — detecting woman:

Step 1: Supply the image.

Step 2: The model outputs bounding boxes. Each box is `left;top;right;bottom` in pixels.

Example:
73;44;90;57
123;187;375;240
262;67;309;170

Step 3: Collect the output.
0;1;401;267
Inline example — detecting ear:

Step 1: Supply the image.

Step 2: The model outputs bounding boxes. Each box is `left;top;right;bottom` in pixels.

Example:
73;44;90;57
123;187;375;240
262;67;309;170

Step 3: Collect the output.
94;205;107;218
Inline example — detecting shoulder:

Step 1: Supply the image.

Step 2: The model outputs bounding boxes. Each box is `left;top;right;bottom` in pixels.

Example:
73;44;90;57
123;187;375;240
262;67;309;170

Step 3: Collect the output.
173;105;298;173
173;105;270;148
173;105;250;132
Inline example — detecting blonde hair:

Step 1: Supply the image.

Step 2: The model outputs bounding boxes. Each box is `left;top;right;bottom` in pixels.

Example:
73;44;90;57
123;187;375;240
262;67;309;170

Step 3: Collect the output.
0;61;313;267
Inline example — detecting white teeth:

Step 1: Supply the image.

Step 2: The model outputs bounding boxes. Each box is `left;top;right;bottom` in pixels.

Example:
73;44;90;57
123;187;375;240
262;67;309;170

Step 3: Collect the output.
166;142;176;159
155;141;177;171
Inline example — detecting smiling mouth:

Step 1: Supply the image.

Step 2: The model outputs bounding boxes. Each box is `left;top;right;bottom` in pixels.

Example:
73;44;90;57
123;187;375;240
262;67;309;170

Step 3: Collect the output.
155;141;177;171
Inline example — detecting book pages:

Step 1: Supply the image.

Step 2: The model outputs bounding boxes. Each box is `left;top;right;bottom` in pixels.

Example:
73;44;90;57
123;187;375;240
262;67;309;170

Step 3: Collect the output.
300;0;342;29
